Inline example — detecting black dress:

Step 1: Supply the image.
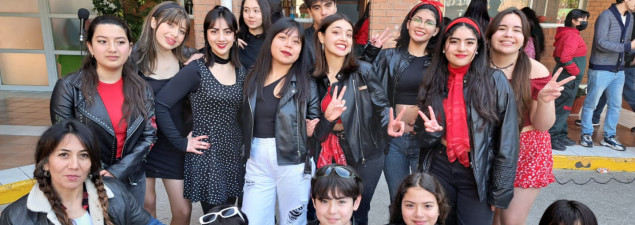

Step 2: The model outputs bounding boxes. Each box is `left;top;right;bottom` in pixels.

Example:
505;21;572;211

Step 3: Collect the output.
142;73;192;180
154;59;245;204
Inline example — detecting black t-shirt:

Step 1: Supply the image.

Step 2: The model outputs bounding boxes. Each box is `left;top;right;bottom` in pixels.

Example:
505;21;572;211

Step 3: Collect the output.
395;55;430;105
239;31;265;69
253;78;282;138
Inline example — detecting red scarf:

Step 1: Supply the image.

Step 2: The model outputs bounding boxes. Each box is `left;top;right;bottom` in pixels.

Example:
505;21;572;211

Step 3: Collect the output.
318;134;347;168
443;64;471;167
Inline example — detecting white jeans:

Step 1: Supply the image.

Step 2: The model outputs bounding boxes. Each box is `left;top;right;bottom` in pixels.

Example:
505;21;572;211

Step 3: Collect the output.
242;138;311;225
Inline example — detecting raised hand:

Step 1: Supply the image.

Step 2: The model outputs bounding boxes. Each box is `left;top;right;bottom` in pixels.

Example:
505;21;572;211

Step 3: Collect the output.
186;132;209;155
538;68;575;103
418;106;443;133
369;28;392;48
238;38;248;49
184;53;204;65
306;118;320;137
324;86;347;122
387;106;406;137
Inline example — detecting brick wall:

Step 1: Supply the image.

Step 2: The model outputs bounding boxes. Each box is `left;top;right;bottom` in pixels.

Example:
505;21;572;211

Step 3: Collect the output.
192;0;243;49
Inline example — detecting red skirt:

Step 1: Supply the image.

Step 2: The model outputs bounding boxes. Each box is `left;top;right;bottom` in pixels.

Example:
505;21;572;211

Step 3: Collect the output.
514;130;555;188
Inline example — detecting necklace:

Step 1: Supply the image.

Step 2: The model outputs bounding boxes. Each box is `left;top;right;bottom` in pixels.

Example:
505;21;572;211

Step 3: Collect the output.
214;54;231;65
490;60;514;70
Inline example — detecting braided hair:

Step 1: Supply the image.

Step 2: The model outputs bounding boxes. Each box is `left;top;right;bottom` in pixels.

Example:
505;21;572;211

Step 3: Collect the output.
33;120;114;225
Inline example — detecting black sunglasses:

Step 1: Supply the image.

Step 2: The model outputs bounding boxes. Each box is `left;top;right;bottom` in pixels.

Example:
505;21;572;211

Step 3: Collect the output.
315;165;356;179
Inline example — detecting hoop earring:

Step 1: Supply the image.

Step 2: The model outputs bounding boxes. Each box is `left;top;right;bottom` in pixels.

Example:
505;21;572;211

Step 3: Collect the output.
44;170;50;177
87;173;93;180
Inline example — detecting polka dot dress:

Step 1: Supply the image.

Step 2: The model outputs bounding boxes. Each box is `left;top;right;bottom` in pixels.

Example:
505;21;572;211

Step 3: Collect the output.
184;60;245;204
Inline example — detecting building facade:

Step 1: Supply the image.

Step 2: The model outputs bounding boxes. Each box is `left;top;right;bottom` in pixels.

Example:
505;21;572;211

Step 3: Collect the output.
0;0;605;91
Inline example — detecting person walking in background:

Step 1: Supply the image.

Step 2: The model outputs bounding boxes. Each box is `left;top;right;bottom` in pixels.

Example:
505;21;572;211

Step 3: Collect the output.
580;0;635;151
50;15;157;206
549;9;590;151
154;6;246;213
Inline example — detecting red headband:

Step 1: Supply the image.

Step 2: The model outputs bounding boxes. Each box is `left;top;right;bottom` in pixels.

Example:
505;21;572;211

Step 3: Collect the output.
444;17;481;36
408;0;444;23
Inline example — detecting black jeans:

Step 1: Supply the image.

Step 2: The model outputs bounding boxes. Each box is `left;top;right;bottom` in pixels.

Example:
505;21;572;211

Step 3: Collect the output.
429;147;493;225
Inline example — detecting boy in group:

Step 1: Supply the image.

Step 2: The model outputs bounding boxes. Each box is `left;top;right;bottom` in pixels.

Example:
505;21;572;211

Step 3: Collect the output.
309;164;364;225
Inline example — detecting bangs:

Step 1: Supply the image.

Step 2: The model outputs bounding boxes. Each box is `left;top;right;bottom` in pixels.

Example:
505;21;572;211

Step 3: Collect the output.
157;9;191;30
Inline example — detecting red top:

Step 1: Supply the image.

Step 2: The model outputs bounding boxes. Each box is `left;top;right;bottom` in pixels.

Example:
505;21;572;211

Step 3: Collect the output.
354;19;369;45
553;26;587;76
522;75;551;127
97;78;127;158
321;86;343;124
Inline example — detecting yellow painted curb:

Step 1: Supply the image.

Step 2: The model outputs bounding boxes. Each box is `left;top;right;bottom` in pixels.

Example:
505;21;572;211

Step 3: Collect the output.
553;155;635;172
0;179;35;205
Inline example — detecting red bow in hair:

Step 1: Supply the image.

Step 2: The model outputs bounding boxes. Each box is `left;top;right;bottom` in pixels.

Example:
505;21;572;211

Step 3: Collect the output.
409;0;444;22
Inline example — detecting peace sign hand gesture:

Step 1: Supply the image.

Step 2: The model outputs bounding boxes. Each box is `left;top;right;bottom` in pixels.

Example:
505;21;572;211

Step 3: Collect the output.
418;106;443;133
388;106;406;137
370;28;392;48
324;86;348;122
538;68;576;103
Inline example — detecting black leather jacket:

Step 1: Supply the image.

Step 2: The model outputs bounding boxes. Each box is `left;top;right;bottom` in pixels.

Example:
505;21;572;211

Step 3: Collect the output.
419;69;520;209
0;177;153;225
314;61;391;164
242;74;327;165
50;72;157;184
373;48;432;106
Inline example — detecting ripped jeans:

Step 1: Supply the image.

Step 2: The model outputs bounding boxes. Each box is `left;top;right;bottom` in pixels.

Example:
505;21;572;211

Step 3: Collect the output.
242;138;311;225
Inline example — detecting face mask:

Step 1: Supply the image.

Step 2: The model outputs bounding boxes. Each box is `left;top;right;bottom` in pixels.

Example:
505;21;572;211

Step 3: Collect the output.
576;21;588;31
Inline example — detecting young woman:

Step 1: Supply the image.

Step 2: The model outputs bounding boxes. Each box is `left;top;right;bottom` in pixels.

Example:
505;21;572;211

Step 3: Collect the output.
238;0;272;69
312;13;402;225
241;17;330;225
131;2;194;224
154;6;245;214
487;9;574;225
373;0;444;202
387;172;450;225
308;164;364;225
0;120;157;224
50;15;156;206
416;17;519;225
538;200;598;225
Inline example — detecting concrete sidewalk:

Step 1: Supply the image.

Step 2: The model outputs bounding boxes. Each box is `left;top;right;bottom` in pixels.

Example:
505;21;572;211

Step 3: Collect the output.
1;90;634;205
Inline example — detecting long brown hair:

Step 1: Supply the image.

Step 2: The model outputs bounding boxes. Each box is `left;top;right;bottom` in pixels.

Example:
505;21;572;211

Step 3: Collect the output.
312;13;359;79
81;15;150;122
33;120;114;225
486;8;532;127
133;1;191;76
389;173;450;225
